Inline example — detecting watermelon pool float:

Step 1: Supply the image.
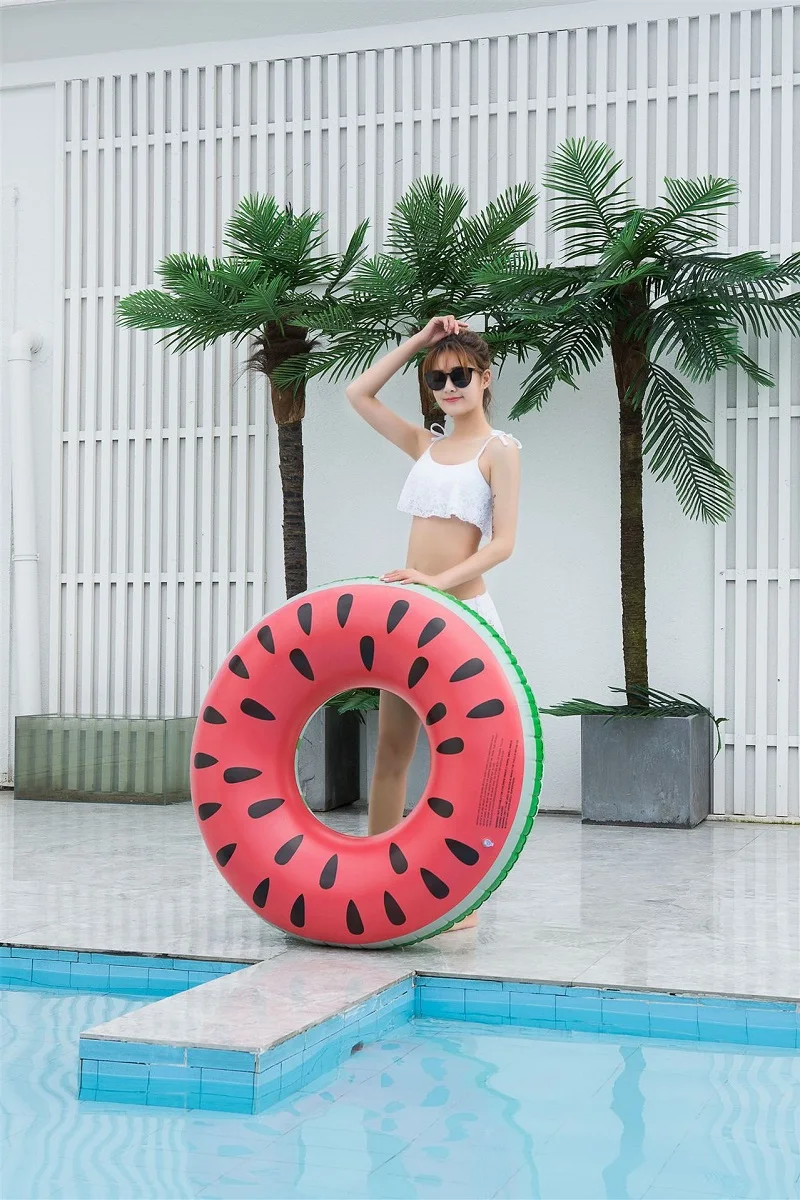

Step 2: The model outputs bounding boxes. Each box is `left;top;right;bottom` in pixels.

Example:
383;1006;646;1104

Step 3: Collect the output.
190;578;543;947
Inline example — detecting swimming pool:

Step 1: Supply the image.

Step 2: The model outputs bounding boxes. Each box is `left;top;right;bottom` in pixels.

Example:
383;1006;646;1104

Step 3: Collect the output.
2;983;798;1199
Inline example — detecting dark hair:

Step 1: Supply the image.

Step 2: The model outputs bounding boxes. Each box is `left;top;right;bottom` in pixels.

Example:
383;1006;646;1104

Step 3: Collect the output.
419;331;493;424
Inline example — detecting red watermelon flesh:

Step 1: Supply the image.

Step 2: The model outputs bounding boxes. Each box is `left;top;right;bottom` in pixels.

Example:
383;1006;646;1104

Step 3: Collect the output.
190;580;537;947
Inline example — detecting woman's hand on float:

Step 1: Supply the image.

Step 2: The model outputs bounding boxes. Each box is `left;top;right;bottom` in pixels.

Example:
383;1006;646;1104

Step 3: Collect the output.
380;568;442;589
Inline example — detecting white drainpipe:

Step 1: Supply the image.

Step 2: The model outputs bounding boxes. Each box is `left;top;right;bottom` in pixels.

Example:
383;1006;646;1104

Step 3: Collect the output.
8;330;43;715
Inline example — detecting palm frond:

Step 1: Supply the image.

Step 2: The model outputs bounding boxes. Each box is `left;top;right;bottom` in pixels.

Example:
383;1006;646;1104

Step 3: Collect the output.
223;195;328;273
648;302;774;387
667;250;800;298
585;260;668;295
592;210;653;271
701;291;800;339
322;220;371;298
452;183;538;263
233;275;298;331
326;688;380;721
472;260;598;342
641;363;734;522
543;138;636;257
346;255;418;302
269;327;397;390
155;252;212;291
510;319;608;416
541;685;726;753
384;176;468;276
116;281;239;353
115;289;189;334
649;176;738;250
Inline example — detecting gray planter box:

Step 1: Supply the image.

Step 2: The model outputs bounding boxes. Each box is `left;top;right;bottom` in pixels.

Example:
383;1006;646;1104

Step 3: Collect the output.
14;714;195;804
581;713;712;828
296;707;361;812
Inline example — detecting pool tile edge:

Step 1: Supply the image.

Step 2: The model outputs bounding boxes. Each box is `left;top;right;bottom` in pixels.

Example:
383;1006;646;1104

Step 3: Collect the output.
78;976;415;1114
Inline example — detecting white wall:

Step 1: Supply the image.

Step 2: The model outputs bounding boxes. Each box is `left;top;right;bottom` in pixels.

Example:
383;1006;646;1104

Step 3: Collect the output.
0;83;57;781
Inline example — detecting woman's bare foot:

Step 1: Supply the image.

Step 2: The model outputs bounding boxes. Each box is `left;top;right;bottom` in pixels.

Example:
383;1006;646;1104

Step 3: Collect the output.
441;911;479;933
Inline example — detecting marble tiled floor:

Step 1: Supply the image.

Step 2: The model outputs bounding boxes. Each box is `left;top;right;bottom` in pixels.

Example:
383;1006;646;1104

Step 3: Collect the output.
1;795;798;1000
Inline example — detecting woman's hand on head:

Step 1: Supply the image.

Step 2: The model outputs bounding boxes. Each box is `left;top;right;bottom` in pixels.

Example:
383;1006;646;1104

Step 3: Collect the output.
414;315;470;348
380;568;443;589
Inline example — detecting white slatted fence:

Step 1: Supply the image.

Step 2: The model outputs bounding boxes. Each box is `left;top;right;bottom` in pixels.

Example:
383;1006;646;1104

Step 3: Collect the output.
40;6;799;815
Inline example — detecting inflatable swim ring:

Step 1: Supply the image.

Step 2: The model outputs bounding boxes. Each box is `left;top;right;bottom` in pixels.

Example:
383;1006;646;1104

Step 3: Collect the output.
190;578;542;947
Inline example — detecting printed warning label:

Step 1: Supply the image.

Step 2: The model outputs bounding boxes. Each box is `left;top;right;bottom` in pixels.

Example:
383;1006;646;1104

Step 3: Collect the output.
477;735;520;829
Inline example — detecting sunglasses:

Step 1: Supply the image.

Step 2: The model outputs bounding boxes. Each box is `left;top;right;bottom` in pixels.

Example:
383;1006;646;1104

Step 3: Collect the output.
424;366;479;392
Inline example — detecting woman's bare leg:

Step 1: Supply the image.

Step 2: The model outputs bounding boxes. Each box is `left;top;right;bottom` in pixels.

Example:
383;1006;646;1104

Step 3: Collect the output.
368;690;421;836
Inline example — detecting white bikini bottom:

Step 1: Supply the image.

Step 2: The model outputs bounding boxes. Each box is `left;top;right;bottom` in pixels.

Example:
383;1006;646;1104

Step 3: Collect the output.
460;592;506;639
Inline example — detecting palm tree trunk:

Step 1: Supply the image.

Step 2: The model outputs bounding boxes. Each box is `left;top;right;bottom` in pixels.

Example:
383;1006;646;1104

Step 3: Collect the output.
611;301;649;705
249;324;314;602
277;419;307;599
617;386;648;702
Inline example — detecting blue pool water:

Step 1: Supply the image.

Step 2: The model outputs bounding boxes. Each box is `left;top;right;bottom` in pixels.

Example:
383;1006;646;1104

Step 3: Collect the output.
1;986;798;1200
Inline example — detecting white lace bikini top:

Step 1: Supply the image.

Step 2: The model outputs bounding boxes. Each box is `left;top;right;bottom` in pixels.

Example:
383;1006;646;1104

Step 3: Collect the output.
397;424;522;540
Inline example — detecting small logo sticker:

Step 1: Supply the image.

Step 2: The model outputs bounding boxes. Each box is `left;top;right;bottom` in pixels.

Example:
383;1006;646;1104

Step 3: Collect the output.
482;838;494;848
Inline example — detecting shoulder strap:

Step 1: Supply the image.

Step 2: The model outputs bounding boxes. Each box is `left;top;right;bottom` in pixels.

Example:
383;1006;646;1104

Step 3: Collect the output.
498;430;522;449
474;430;521;458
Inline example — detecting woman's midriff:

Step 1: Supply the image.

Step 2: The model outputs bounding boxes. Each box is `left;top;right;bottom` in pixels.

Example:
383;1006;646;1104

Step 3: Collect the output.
405;515;486;601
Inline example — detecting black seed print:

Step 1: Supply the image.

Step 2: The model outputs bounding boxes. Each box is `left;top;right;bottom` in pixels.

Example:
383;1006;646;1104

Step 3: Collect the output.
253;878;270;908
446;838;480;866
194;752;218;769
408;657;429;688
297;603;313;635
346;900;364;936
467;699;505;719
257;625;275;654
289;648;314;680
223;766;262;784
216;843;236;867
319;855;338;889
436;737;465;755
360;636;375;671
389;842;408;874
384;892;406;926
229;654;249;679
426;703;447;726
202;706;226;724
247;798;285;818
337;594;354;628
197;802;221;820
290;895;306;928
420;868;450;900
418;617;446;648
450;658;485;682
275;834;303;865
240;698;276;722
387;599;410;633
427;797;454;818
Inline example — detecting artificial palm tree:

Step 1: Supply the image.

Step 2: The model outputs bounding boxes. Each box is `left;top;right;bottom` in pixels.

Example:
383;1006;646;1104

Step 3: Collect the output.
473;138;800;707
116;195;369;599
270;175;537;426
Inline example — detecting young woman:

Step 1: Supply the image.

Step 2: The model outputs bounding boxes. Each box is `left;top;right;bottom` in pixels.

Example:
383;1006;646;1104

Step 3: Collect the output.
345;315;522;915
